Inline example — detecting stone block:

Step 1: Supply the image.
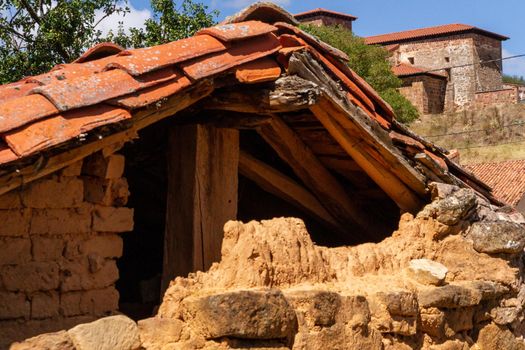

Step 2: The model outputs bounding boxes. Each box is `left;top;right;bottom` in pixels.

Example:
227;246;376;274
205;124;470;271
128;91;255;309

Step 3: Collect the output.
369;292;417;336
475;323;525;350
92;206;134;233
406;259;448;286
22;177;83;208
67;315;140;350
84;177;129;207
0;209;31;236
30;205;92;235
284;290;342;328
60;292;83;317
79;287;119;316
60;160;83;177
138;318;184;350
0;237;31;265
10;330;75;350
418;284;482;308
0;292;30;319
32;236;64;262
0;190;21;209
31;291;60;319
60;259;118;292
374;290;418;316
80;234;123;258
83;153;125;179
1;262;59;292
420;307;445;338
182;289;297;340
469;221;525;254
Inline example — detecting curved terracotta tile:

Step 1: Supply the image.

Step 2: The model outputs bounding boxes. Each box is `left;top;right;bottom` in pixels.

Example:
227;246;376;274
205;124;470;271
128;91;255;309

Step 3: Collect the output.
181;33;281;80
109;74;192;109
235;57;281;84
5;104;131;157
105;35;227;76
73;42;125;63
0;94;59;133
32;69;141;111
0;142;18;164
197;21;277;42
0;81;40;104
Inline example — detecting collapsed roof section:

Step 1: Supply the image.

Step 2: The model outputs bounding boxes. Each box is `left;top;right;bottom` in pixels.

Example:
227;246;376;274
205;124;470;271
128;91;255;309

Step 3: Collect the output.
0;2;501;220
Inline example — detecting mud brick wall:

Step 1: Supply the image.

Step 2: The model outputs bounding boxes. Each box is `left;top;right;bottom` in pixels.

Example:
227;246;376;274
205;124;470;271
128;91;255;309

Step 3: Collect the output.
399;75;447;114
0;152;133;345
474;88;518;109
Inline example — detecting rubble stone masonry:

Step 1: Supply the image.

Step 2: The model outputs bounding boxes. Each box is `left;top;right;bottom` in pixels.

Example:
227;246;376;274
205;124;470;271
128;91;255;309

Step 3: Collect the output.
0;152;133;346
399;75;447;114
395;33;503;109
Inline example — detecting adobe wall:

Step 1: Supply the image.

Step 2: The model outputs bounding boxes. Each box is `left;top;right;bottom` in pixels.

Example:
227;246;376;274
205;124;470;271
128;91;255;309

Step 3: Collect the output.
0;152;133;347
297;15;353;31
399;75;446;114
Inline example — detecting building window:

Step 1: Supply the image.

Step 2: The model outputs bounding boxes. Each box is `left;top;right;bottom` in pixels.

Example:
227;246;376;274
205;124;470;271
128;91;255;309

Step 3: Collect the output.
408;57;415;64
445;57;450;63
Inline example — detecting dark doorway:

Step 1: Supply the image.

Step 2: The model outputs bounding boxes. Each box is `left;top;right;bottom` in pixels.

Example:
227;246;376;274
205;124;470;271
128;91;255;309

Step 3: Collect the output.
117;120;169;320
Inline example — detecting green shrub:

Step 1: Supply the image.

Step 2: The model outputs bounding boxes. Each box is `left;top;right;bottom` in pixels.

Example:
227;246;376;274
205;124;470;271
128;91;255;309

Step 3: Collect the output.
301;24;419;123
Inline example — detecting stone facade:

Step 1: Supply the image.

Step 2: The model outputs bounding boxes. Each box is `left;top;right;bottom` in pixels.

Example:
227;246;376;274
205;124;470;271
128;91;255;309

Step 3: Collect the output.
474;88;518;109
0;152;133;347
392;33;505;110
297;15;353;31
399;75;447;114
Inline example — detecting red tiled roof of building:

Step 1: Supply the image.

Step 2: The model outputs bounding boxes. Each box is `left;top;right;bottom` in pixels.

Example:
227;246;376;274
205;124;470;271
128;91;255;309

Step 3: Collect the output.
465;159;525;206
365;23;509;45
294;8;357;21
392;63;448;79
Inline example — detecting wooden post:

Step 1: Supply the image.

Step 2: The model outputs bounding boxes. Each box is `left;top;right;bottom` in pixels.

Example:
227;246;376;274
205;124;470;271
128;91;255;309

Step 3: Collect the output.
162;124;239;294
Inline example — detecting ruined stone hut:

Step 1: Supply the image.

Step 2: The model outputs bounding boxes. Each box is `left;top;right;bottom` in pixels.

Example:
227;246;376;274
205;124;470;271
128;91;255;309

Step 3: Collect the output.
366;23;510;112
0;2;502;344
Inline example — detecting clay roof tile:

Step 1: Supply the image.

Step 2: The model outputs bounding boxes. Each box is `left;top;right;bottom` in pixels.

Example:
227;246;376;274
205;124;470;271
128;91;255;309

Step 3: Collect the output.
181;33;281;80
197;21;277;42
0;94;59;133
105;34;227;76
32;69;141;111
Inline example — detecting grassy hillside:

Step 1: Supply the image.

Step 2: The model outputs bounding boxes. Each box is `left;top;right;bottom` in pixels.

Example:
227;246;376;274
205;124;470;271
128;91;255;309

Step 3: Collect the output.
409;104;525;164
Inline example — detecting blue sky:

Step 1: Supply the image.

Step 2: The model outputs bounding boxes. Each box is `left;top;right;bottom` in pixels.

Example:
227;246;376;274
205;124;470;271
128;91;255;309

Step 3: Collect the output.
125;0;525;76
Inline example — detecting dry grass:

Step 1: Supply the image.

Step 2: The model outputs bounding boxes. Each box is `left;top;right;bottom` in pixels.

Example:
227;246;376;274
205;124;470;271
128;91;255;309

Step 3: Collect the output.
409;103;525;165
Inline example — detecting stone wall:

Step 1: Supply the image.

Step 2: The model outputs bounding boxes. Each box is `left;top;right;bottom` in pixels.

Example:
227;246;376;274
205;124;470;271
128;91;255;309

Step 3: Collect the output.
296;15;353;31
394;33;504;110
399;75;447;114
472;33;504;92
474;88;517;109
0;152;133;347
15;184;525;349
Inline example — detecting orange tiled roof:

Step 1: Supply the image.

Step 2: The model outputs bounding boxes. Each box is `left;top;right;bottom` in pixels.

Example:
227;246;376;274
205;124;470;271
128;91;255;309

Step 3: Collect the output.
392;63;448;79
365;23;508;45
0;2;500;208
465;160;525;206
294;8;357;21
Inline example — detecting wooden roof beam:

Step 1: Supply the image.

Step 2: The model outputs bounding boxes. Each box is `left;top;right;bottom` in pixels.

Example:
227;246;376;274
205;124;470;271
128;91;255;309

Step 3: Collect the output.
239;150;344;233
258;114;391;240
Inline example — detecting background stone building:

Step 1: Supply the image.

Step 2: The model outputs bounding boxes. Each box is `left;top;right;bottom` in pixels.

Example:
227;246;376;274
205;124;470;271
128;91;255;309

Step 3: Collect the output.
294;8;357;31
365;24;510;112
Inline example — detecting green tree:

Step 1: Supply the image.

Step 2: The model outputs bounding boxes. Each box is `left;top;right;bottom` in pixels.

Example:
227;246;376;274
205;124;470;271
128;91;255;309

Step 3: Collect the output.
0;0;217;84
301;24;419;123
503;74;525;85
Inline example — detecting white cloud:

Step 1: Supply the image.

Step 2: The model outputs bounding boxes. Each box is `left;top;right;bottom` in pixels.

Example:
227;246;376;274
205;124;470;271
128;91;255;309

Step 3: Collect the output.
503;48;525;77
211;0;290;10
95;3;151;36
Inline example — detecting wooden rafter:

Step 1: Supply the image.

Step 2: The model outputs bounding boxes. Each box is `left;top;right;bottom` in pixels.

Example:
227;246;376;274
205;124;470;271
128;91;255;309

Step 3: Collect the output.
239;151;343;233
258;114;390;239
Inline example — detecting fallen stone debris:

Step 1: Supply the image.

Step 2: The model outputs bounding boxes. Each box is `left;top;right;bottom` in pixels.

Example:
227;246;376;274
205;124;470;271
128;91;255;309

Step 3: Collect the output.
11;183;525;349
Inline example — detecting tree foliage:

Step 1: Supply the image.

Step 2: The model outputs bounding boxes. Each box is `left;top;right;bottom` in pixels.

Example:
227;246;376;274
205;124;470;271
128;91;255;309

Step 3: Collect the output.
0;0;217;84
503;74;525;85
301;24;419;123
